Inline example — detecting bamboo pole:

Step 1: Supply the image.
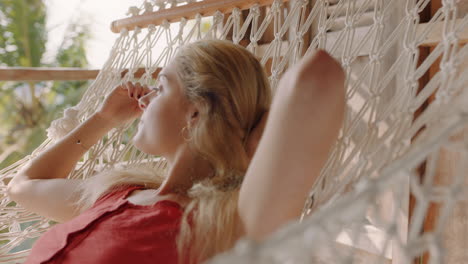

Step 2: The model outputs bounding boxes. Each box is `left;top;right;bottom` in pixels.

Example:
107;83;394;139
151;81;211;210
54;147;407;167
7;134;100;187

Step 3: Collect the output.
110;0;291;33
0;67;162;81
417;18;468;47
0;67;100;81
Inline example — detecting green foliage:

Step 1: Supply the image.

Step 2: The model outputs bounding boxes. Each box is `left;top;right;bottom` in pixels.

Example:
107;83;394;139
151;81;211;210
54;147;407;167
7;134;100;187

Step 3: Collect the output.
0;0;92;251
0;0;91;170
0;0;47;67
45;23;91;125
55;24;90;68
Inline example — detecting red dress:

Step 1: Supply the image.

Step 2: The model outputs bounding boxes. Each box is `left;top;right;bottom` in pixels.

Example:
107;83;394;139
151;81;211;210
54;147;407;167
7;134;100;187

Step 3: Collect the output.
24;184;187;264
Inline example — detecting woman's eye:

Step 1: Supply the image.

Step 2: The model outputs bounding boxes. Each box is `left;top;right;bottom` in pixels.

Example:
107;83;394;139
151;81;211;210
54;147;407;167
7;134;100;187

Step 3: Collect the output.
151;86;162;92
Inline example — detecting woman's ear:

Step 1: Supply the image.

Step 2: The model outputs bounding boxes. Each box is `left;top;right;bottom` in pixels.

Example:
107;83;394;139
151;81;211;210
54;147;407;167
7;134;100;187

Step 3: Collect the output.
186;104;200;126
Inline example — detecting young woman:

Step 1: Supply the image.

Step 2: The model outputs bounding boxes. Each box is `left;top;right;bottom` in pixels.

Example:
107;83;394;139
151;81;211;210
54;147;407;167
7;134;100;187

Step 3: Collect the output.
7;40;345;264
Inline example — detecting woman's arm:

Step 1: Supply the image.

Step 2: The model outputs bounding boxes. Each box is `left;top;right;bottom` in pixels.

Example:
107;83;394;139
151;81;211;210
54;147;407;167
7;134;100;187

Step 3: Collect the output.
11;113;114;182
6;83;149;222
238;50;346;242
5;113;115;222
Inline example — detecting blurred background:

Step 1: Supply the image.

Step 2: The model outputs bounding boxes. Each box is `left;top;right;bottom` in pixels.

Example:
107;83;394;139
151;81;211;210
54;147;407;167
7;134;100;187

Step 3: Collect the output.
0;0;137;171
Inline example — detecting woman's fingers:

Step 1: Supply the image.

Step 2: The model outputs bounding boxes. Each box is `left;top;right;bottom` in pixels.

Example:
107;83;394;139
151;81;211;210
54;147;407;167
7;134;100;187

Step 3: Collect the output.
124;82;149;100
141;85;151;96
126;82;134;98
137;84;151;98
134;83;142;99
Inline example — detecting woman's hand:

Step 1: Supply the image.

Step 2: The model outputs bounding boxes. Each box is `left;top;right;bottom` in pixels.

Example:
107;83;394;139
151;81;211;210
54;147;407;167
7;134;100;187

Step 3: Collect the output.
97;82;151;127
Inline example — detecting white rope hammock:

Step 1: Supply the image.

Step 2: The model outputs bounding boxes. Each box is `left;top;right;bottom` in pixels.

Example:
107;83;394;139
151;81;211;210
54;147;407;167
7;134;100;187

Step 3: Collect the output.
1;0;467;263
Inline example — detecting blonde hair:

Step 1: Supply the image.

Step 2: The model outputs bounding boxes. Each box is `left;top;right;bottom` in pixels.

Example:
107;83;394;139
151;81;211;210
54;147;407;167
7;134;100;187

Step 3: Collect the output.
75;39;272;264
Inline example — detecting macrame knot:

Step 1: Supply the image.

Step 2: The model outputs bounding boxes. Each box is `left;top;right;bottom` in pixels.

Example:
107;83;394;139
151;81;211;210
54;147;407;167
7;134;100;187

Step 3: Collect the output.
143;2;153;13
46;106;81;141
127;6;141;17
119;28;129;37
373;14;385;28
404;77;418;90
213;11;224;24
133;26;142;35
249;36;259;45
317;26;327;36
407;8;420;23
444;32;458;44
344;17;354;29
250;5;260;16
341;56;351;68
403;44;417;55
162;20;171;29
295;33;304;43
369;53;382;64
180;17;187;27
274;32;282;40
232;8;241;17
271;0;282;10
442;0;456;9
147;24;156;32
154;0;165;10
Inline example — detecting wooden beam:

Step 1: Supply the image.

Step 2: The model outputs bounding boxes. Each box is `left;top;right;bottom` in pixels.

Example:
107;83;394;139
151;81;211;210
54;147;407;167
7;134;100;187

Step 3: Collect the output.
327;0;375;16
417;18;468;47
110;0;290;33
0;67;163;81
325;18;467;56
0;67;100;81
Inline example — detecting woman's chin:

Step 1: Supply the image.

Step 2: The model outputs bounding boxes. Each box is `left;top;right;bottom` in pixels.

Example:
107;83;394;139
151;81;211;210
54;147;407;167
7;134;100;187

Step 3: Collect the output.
132;136;159;156
131;134;144;151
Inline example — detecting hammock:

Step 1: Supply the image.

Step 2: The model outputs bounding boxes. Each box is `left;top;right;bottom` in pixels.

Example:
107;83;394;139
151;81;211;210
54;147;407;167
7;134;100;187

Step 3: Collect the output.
1;0;467;263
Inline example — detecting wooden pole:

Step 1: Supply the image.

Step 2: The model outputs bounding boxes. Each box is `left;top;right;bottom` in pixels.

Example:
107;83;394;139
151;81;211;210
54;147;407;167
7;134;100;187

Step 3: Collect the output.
411;1;468;264
110;0;291;33
0;67;162;81
0;67;100;81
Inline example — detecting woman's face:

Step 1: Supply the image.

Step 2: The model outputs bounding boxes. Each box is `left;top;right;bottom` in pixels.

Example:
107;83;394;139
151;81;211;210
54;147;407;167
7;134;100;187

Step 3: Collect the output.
133;60;196;158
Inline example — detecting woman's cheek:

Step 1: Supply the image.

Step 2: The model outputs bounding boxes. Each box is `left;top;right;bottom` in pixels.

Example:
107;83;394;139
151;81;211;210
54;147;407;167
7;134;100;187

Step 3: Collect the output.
132;105;160;153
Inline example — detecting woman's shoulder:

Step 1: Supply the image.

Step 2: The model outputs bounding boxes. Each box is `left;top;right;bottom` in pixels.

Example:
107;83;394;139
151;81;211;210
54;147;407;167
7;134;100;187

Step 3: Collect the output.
92;184;144;206
91;184;191;213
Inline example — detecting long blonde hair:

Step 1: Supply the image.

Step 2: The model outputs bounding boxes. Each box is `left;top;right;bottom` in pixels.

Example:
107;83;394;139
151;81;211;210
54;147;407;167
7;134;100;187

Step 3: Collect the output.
75;39;272;263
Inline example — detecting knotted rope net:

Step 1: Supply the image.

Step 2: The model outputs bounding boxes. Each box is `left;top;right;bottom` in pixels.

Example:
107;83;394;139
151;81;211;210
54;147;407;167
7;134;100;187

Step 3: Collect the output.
1;0;467;263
